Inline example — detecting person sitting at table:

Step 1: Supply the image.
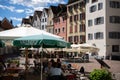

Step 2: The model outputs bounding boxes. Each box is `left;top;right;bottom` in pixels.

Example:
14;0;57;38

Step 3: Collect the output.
67;64;72;69
56;58;61;68
79;66;85;76
49;62;63;80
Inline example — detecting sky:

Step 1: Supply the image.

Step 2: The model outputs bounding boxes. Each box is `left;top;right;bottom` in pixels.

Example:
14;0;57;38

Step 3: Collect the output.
0;0;68;26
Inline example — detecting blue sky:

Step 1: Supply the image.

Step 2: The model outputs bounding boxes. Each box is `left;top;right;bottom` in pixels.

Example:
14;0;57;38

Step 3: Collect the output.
0;0;68;26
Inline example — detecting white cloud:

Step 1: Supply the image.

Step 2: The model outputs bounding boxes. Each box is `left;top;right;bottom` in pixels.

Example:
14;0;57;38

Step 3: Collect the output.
9;0;66;10
25;9;33;14
0;4;24;13
10;17;22;21
15;9;24;13
0;4;15;12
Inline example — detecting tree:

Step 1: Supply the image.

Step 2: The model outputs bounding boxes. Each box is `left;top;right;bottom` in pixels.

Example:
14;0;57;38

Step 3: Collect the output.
89;69;112;80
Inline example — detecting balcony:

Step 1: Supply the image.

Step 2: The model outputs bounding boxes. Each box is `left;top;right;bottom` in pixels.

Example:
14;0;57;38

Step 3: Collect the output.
78;6;85;12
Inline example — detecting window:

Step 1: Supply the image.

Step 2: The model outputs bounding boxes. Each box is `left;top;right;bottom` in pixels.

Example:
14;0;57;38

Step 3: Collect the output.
70;26;73;33
62;16;66;22
55;29;57;33
80;13;85;20
88;33;93;40
42;19;44;22
112;45;119;52
58;28;60;33
94;17;104;25
98;3;103;10
92;0;98;3
42;25;44;30
110;1;120;8
74;36;78;43
62;27;65;32
88;20;93;26
79;24;85;32
74;3;78;9
80;35;85;43
74;15;78;22
70;16;72;22
69;6;73;13
68;36;73;43
110;16;120;24
94;32;103;39
109;32;120;39
75;25;77;33
45;18;46;22
86;0;89;3
79;2;85;8
90;5;96;12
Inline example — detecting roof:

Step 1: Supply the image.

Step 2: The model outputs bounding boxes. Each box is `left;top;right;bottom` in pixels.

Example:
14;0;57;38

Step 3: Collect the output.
34;10;42;18
50;6;60;16
68;0;79;4
44;8;49;14
0;18;13;30
22;18;30;24
53;4;67;19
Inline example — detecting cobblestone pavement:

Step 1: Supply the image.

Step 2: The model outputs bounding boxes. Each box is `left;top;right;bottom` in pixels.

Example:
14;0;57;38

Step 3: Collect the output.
70;58;120;80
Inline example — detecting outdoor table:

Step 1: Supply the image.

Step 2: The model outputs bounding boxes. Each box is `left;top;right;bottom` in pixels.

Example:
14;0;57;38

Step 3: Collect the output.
5;67;24;73
64;67;77;73
63;72;76;80
1;73;19;80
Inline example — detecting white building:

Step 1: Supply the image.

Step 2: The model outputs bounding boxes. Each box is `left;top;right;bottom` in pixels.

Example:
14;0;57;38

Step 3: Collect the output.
33;11;42;29
40;8;48;31
86;0;120;59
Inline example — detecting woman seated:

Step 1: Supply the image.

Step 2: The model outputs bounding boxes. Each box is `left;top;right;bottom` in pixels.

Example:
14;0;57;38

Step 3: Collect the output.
49;62;64;80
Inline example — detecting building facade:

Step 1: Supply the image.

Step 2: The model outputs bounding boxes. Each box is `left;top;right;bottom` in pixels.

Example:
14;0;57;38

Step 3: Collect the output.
86;0;120;59
67;0;86;44
40;8;48;31
32;11;42;29
46;6;58;34
53;4;67;40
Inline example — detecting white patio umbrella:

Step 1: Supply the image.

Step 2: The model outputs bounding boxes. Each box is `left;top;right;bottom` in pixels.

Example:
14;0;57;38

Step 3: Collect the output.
76;43;99;53
0;24;62;40
71;43;99;53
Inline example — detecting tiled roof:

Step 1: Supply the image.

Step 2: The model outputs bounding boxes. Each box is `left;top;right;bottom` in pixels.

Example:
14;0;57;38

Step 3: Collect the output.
68;0;79;4
0;18;13;30
44;8;49;14
34;10;42;18
50;6;61;16
22;18;30;24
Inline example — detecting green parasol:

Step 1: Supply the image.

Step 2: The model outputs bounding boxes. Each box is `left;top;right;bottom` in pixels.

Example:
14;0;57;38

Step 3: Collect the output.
13;34;69;48
13;34;70;80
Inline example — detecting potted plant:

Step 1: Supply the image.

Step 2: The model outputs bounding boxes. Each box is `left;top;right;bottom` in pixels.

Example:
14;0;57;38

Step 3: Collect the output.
89;69;112;80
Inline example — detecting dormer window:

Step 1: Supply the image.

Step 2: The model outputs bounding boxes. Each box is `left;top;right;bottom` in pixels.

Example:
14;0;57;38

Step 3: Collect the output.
92;0;98;3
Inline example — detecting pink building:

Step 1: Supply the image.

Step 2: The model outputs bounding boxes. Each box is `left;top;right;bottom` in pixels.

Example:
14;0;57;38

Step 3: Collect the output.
53;4;67;41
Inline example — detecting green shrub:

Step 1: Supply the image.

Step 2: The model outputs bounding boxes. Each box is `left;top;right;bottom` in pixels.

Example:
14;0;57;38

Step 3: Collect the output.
89;69;112;80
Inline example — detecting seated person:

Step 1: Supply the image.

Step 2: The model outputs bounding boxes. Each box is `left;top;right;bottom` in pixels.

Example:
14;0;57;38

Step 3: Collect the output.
67;64;72;69
79;66;85;76
49;62;63;80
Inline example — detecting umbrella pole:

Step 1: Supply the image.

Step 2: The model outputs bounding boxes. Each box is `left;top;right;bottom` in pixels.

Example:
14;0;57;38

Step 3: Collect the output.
40;47;43;80
25;48;28;80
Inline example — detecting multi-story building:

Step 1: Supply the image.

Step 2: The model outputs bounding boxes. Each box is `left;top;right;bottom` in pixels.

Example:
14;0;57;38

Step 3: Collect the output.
86;0;120;59
46;6;58;34
53;4;67;40
32;10;42;29
67;0;86;44
40;8;48;31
